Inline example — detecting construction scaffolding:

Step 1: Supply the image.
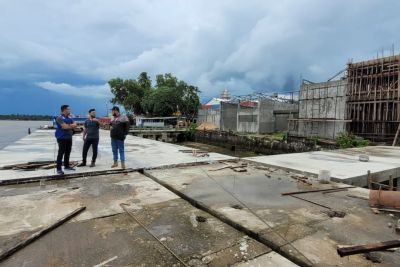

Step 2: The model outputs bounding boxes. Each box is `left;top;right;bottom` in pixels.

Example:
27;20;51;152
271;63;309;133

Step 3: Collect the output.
288;79;349;139
346;55;400;142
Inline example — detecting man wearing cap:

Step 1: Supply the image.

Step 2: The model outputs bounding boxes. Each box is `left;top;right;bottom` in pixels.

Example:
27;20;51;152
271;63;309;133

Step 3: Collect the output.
110;106;130;169
55;104;77;175
78;108;100;167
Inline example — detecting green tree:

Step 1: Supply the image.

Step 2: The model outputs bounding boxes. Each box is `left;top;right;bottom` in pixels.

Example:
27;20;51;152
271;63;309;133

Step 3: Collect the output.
0;114;52;121
144;86;180;116
108;72;151;115
145;73;200;119
109;72;200;119
180;85;200;120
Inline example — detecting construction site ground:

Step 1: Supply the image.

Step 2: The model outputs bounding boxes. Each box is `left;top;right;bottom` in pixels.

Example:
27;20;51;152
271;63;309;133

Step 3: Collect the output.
1;130;400;266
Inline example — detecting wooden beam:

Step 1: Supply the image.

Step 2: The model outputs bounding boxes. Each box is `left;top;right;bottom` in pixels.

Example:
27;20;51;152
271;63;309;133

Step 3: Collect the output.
337;239;400;257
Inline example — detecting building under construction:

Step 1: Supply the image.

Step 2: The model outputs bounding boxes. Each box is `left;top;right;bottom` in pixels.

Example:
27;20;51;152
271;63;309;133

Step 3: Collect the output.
290;54;400;143
347;55;400;142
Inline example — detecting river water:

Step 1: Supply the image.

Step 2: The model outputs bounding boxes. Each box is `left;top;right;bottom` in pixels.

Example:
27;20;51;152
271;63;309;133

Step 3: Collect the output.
0;120;51;149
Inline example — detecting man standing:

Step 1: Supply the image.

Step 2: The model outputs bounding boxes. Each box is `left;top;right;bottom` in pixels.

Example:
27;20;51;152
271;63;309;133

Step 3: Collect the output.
110;106;130;169
78;108;100;168
55;105;77;175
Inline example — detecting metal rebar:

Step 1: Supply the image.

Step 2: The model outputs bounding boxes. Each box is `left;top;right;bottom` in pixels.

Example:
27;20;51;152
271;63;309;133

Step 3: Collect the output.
199;167;314;267
120;204;189;267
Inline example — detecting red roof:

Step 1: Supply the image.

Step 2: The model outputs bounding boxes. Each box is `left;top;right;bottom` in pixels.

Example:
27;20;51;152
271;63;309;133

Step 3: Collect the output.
239;101;258;107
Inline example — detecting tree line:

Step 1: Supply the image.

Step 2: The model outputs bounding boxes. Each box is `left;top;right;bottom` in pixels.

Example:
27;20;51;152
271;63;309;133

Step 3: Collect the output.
108;72;200;120
0;114;52;121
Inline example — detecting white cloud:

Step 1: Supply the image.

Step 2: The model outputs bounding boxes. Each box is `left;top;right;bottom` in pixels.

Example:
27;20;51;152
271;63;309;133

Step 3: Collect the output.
35;81;111;99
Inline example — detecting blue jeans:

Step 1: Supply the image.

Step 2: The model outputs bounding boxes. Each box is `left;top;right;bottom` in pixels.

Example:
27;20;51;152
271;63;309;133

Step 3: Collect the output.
111;138;125;161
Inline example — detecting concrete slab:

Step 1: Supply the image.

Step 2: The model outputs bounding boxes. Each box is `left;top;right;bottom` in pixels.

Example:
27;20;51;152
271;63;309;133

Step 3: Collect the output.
0;171;277;266
0;172;178;236
234;251;298;267
0;129;234;182
146;162;400;266
245;146;400;186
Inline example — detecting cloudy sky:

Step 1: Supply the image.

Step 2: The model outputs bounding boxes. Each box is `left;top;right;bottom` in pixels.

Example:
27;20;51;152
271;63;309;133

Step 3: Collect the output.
0;0;399;115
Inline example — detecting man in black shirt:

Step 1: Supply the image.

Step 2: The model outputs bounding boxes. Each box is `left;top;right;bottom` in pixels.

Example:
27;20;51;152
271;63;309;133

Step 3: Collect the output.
110;106;129;169
78;109;100;167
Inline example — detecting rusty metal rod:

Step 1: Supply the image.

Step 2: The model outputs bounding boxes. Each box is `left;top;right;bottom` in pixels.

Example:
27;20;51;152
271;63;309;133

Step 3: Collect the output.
290;195;332;210
337;239;400;257
322;188;350;194
281;186;356;196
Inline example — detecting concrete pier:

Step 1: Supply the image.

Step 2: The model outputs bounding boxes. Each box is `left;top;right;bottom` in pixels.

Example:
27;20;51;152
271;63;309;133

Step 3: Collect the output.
245;146;400;186
0;129;233;182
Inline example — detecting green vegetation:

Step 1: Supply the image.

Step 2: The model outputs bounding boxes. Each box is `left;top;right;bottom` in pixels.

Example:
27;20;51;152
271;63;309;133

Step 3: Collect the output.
270;132;286;141
184;122;197;141
336;133;370;148
109;72;200;120
237;132;286;141
0;114;52;121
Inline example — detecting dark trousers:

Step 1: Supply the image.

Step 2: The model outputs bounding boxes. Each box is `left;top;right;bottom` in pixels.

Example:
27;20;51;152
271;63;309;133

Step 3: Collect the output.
57;138;72;170
82;138;99;163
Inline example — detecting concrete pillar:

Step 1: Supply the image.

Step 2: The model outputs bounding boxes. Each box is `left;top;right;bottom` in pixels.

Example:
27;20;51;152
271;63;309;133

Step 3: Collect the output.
162;132;167;142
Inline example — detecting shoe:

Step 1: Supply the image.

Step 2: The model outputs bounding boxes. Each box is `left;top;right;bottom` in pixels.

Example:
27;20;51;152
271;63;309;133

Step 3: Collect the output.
90;162;95;167
57;169;64;175
77;162;86;167
111;161;118;168
64;167;76;171
121;161;126;169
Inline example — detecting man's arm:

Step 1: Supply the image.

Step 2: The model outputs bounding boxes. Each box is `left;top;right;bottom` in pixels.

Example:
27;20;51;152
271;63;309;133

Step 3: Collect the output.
82;121;88;139
123;116;130;136
56;116;77;129
93;118;101;127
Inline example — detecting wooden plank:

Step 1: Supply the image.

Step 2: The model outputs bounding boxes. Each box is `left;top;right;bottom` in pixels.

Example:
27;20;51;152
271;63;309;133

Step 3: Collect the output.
209;164;247;172
179;150;209;154
378;208;400;213
0;168;136;186
0;206;86;263
281;186;355;196
337;239;400;257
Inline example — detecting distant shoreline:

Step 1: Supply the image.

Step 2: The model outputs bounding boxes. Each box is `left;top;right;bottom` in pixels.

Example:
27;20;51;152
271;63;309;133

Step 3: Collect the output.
0;115;52;121
0;119;52;121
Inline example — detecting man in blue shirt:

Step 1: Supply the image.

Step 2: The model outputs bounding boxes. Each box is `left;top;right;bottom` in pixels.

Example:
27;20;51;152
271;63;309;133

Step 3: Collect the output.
55;105;77;175
78;108;100;167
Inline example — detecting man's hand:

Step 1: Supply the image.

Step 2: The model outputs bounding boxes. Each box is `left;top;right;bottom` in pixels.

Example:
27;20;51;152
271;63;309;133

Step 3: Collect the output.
71;123;77;129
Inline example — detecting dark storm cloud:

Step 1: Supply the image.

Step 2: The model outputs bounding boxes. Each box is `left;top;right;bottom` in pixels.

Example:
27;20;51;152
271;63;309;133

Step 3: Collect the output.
0;0;399;107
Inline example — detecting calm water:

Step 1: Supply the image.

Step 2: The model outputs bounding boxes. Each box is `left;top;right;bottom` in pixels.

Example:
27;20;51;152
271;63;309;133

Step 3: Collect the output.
0;120;51;149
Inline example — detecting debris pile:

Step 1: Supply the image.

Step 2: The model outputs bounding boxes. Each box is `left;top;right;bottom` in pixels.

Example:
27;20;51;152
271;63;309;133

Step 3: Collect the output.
209;163;248;172
0;161;78;171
